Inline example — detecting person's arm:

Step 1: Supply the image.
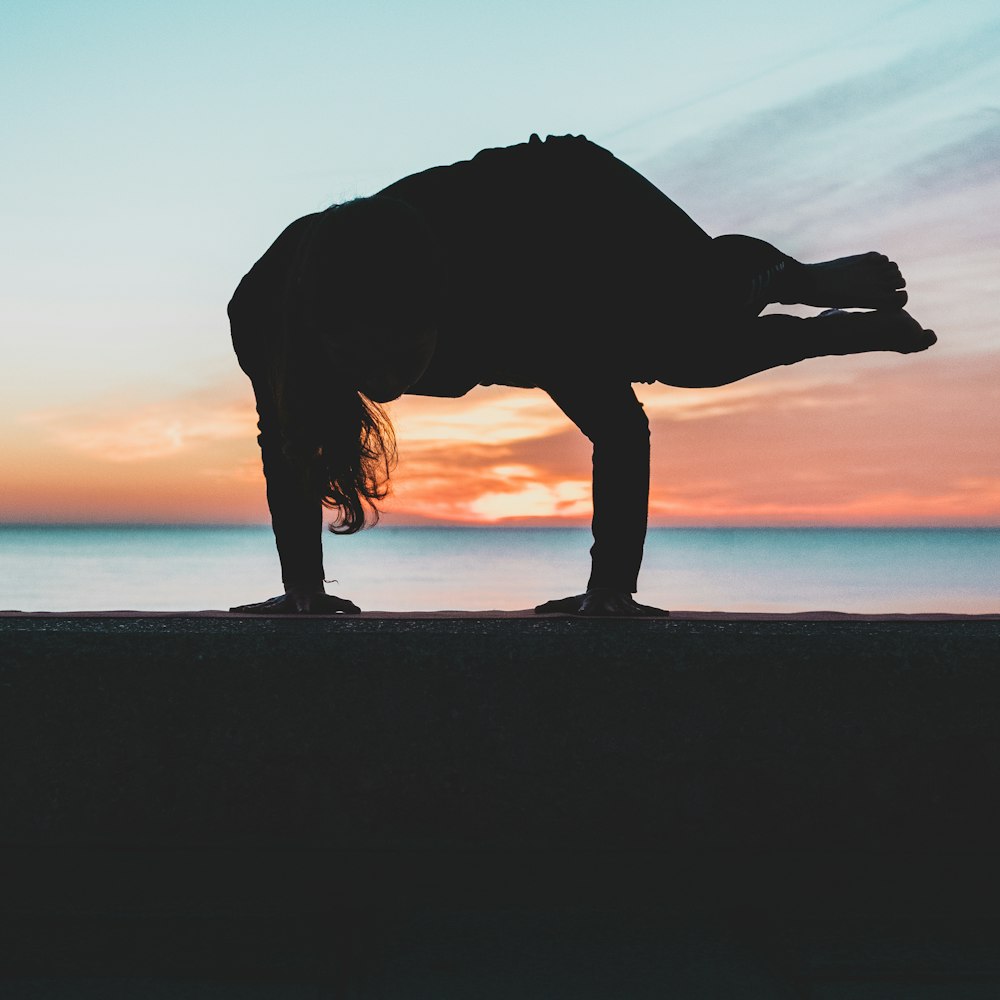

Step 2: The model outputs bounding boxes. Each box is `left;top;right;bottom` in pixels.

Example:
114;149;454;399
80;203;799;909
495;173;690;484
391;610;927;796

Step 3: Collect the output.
227;248;358;614
535;377;667;616
237;386;358;613
254;370;326;592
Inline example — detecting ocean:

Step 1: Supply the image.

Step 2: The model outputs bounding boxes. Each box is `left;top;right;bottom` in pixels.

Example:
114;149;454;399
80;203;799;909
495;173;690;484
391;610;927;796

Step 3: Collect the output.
1;525;997;614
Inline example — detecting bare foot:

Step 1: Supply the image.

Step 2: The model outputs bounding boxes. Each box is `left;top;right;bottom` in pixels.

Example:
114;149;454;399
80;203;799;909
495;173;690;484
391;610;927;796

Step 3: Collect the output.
814;308;937;355
785;253;908;310
230;592;361;614
535;591;670;617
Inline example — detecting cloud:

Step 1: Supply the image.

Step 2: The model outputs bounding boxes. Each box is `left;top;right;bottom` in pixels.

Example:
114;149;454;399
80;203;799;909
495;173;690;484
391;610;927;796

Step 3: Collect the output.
623;21;1000;371
390;350;1000;526
640;349;1000;524
892;112;1000;198
23;395;255;462
640;19;1000;247
13;348;1000;527
388;385;567;445
384;385;595;521
386;436;591;523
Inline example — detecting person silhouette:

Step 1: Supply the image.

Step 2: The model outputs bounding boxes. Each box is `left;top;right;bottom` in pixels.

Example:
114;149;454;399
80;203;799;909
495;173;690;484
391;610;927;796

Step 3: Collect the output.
228;133;936;617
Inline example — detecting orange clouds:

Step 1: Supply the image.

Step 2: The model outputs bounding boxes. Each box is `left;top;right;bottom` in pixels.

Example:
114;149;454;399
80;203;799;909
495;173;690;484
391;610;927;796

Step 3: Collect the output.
7;389;266;522
7;350;1000;527
381;387;593;523
23;397;252;462
387;350;1000;526
638;351;1000;525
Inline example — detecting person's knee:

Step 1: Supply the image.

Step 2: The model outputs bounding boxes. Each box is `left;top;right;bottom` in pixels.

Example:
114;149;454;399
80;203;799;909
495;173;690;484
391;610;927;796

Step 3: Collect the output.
585;400;649;445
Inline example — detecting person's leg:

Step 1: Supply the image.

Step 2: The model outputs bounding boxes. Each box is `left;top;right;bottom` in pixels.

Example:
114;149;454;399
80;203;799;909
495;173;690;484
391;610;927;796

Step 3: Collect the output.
649;234;933;389
710;234;909;314
541;134;714;253
538;134;718;313
657;307;936;389
543;143;908;315
781;251;909;311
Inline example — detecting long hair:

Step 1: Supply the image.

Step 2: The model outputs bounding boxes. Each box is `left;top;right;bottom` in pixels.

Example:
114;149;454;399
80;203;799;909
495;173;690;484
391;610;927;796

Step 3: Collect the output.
276;364;397;534
272;196;439;533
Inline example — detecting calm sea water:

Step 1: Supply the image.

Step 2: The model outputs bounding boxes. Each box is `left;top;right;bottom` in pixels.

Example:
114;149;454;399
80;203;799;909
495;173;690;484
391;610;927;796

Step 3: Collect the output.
1;525;997;613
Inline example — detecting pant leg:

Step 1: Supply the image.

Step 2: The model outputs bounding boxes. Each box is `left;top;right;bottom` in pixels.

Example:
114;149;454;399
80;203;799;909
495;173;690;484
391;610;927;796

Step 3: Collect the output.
538;134;714;255
655;313;814;388
710;234;799;314
651;234;817;389
544;379;650;594
535;135;717;316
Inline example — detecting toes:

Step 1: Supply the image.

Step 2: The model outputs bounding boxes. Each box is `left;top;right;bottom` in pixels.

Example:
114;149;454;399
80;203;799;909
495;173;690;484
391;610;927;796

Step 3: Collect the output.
885;263;906;289
865;253;905;288
897;326;937;353
860;289;907;310
911;329;937;351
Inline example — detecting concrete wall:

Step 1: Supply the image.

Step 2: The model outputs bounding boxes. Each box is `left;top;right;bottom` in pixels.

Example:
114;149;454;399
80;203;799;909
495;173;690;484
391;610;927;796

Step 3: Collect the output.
2;615;999;995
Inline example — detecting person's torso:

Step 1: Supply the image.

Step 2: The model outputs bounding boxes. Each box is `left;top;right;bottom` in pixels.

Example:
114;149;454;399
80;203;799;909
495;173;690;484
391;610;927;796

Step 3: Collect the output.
379;133;636;394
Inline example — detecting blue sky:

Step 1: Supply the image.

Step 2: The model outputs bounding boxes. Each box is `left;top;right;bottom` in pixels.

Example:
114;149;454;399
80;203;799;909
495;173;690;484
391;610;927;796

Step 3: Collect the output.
2;0;998;524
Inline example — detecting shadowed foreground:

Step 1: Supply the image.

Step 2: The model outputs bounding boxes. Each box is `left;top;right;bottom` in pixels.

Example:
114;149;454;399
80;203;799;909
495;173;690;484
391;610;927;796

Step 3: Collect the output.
1;613;999;998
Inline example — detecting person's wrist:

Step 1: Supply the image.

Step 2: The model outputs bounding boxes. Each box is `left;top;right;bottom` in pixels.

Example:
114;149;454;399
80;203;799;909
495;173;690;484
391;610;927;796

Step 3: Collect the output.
284;580;326;598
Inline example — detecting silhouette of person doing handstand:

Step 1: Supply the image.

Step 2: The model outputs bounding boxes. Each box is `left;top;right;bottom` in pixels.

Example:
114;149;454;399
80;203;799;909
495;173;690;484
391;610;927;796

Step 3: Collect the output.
228;133;935;616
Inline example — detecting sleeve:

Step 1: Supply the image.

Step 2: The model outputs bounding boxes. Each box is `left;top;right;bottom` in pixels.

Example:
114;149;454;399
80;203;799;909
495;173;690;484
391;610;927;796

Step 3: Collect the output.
248;366;325;589
543;378;650;593
228;234;325;589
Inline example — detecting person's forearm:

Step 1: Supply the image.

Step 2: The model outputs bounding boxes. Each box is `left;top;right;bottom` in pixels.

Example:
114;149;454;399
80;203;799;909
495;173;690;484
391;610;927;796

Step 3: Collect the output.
229;220;328;594
260;435;326;587
588;429;649;593
544;380;650;594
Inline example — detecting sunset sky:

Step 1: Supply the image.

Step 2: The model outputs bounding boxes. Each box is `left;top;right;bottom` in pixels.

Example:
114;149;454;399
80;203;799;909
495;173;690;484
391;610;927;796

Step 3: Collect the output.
3;0;998;527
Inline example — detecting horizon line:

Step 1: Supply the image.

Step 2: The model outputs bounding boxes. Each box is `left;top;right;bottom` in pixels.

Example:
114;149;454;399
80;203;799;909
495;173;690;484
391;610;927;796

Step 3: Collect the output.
3;522;1000;531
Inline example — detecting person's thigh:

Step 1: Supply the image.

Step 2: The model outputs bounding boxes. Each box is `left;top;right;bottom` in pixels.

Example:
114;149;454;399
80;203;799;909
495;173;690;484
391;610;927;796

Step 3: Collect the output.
531;137;716;345
540;135;711;251
648;313;811;388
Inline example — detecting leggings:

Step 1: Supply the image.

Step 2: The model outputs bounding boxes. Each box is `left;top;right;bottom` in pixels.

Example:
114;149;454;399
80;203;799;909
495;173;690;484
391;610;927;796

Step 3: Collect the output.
546;234;818;595
647;233;819;389
534;135;821;390
535;137;875;594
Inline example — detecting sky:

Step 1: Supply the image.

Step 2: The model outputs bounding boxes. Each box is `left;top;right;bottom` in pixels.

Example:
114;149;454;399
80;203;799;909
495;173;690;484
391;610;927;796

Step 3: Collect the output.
2;0;998;527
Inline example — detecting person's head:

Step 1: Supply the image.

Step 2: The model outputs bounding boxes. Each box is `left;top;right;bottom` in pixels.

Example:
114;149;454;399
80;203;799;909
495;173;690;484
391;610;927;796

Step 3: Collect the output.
297;196;443;400
274;196;444;533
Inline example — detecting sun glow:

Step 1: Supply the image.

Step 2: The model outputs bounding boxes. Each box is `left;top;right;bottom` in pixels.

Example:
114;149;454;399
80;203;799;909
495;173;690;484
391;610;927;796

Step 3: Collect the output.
467;478;592;521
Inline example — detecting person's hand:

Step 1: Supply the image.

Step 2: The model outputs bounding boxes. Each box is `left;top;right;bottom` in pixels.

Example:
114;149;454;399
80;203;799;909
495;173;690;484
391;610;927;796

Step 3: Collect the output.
230;587;360;615
534;588;669;617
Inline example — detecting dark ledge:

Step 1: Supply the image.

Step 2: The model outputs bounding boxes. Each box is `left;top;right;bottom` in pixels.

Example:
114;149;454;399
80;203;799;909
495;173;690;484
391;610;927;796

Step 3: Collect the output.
2;614;999;993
